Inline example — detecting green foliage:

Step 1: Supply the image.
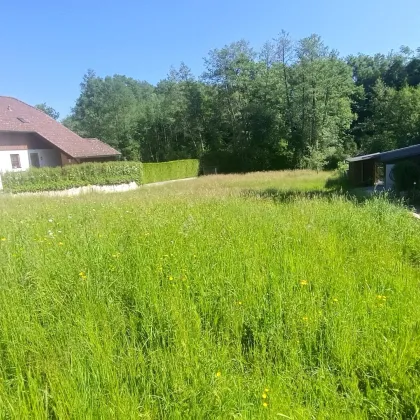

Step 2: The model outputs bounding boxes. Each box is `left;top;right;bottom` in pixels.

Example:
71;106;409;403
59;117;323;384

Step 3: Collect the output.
360;82;420;153
337;160;349;175
143;159;199;184
391;160;420;191
348;48;420;153
0;172;419;418
35;102;60;120
65;35;420;168
70;70;151;160
2;161;143;193
66;33;358;169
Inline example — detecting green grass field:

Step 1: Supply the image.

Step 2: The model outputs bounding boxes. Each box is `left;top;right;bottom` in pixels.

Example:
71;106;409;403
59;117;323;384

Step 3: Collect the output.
1;170;420;419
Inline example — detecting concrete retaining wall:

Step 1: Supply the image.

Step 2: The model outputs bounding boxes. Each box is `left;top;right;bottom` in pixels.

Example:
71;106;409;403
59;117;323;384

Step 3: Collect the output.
6;182;139;197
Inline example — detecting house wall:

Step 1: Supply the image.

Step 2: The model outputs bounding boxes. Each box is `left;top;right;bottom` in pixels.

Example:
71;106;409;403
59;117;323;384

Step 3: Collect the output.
349;160;378;187
0;149;30;172
383;156;420;189
0;149;61;173
0;131;53;149
61;153;78;166
363;160;377;185
385;164;395;189
349;161;363;186
28;149;61;168
0;132;61;172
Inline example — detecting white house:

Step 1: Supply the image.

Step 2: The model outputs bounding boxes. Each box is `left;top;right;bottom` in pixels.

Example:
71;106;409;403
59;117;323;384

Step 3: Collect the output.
0;96;121;174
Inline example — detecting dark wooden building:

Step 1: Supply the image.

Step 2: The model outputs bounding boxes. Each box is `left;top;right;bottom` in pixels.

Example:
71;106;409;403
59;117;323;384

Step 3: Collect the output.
348;152;381;187
348;145;420;188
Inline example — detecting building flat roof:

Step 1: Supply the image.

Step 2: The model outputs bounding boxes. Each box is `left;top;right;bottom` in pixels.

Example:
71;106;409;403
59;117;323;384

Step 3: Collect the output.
379;144;420;163
348;144;420;163
347;152;381;162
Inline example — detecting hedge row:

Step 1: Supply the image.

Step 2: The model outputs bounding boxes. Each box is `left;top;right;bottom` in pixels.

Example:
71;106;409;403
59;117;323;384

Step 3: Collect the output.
1;159;200;193
1;162;144;193
143;159;199;184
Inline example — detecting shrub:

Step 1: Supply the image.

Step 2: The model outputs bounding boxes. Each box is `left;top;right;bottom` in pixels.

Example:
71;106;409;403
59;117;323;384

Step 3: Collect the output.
391;160;420;192
143;159;199;184
1;161;143;193
200;150;292;174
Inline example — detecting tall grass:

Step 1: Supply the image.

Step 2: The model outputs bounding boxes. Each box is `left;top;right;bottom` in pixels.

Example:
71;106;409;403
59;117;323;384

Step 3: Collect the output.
0;171;419;418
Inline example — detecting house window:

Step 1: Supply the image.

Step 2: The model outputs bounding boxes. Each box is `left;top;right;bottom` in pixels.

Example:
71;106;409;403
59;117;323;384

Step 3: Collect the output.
10;154;21;169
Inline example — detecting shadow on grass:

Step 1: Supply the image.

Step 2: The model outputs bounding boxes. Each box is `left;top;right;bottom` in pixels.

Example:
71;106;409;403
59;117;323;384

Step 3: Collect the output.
241;188;342;203
241;175;399;205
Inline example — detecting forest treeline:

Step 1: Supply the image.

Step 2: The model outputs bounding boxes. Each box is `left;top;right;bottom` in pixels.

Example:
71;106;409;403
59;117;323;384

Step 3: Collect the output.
60;32;420;172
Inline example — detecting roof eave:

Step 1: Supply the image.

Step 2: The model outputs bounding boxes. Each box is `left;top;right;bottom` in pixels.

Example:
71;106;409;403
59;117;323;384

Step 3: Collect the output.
347;153;381;163
75;153;121;159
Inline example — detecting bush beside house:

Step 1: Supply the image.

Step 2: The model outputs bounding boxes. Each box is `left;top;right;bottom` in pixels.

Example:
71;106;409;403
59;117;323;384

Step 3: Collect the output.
1;159;200;193
2;162;144;193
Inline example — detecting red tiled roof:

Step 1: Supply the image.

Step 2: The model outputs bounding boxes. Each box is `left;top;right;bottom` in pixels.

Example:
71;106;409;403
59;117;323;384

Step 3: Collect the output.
0;96;121;158
82;138;123;158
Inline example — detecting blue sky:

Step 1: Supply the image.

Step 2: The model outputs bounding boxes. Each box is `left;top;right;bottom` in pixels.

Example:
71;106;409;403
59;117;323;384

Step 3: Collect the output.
1;0;419;118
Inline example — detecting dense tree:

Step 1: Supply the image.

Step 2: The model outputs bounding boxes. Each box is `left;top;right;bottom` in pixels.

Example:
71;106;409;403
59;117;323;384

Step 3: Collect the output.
35;103;60;120
348;47;420;153
64;33;420;170
69;70;153;160
362;81;420;152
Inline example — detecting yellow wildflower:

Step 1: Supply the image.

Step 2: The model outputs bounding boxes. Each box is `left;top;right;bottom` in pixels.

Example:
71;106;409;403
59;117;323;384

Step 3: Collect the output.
264;388;269;393
216;371;221;377
168;275;174;281
332;297;338;302
263;402;268;408
262;393;267;399
302;316;309;322
238;301;243;305
79;271;87;280
0;238;6;241
300;280;308;286
58;242;64;246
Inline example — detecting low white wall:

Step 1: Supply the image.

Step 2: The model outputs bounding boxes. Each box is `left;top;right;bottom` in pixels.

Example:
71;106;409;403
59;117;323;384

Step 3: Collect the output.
0;150;30;173
9;182;139;197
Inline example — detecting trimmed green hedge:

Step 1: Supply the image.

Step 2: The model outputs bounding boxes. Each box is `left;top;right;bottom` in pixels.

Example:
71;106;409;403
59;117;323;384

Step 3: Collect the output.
1;159;199;193
143;159;199;184
2;162;143;193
